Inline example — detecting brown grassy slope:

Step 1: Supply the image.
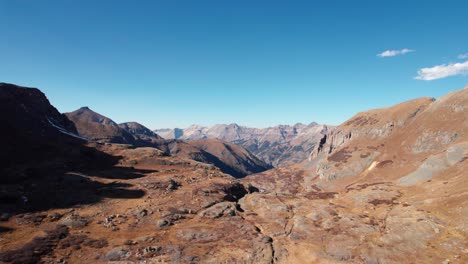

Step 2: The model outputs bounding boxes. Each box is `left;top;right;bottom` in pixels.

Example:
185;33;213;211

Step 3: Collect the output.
65;107;135;144
242;86;468;263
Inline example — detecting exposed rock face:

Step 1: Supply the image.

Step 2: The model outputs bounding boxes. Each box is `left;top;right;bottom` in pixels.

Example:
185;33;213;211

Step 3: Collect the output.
156;122;332;167
399;142;467;186
412;130;459;153
311;97;435;159
310;97;436;181
309;89;466;184
237;183;448;263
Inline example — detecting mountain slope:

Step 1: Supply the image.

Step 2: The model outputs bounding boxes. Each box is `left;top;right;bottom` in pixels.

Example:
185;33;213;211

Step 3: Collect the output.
242;86;468;263
118;122;163;147
65;107;135;144
188;139;272;177
143;138;272;178
118;122;162;139
156;122;332;167
66;108;270;177
0;83;85;182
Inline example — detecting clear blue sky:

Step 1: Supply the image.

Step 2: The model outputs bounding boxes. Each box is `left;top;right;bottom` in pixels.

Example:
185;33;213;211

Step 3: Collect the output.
1;0;467;129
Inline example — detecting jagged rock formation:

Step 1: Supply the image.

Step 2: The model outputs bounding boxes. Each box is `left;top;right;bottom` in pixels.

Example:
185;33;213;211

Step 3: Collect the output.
156;122;332;167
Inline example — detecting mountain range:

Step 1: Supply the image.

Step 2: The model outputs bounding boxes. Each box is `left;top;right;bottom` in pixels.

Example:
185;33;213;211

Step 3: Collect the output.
0;82;467;264
156;122;333;167
64;106;271;178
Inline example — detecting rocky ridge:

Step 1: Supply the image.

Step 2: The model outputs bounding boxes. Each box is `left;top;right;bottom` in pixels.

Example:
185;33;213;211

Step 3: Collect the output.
156;122;332;167
65;106;271;178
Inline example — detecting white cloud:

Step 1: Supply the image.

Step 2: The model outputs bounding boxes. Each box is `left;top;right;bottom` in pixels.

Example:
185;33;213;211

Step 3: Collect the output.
458;53;468;59
377;48;415;58
415;61;468;81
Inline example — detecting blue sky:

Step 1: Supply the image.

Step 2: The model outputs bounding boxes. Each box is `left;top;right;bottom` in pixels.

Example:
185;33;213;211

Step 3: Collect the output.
1;0;467;129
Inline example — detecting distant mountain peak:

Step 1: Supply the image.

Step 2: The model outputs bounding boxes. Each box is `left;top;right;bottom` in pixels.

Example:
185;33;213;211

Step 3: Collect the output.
65;107;133;144
155;122;332;166
118;121;162;139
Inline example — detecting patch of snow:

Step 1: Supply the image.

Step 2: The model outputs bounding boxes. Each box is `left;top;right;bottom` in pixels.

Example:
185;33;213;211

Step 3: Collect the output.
47;117;88;141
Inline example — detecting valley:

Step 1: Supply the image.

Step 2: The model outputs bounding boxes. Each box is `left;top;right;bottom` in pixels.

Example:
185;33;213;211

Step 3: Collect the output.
0;83;467;263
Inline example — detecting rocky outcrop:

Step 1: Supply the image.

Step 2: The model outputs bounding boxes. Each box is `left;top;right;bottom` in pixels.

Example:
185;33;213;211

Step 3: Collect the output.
399;142;467;186
310;97;436;181
311;97;435;159
236;182;450;263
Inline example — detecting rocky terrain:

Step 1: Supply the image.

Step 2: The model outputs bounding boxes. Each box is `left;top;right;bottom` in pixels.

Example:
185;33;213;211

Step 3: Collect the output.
0;82;467;264
156;122;332;167
243;86;468;263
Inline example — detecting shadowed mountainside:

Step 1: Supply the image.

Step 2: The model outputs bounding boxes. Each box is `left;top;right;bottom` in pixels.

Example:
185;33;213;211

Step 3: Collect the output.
0;83;148;214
